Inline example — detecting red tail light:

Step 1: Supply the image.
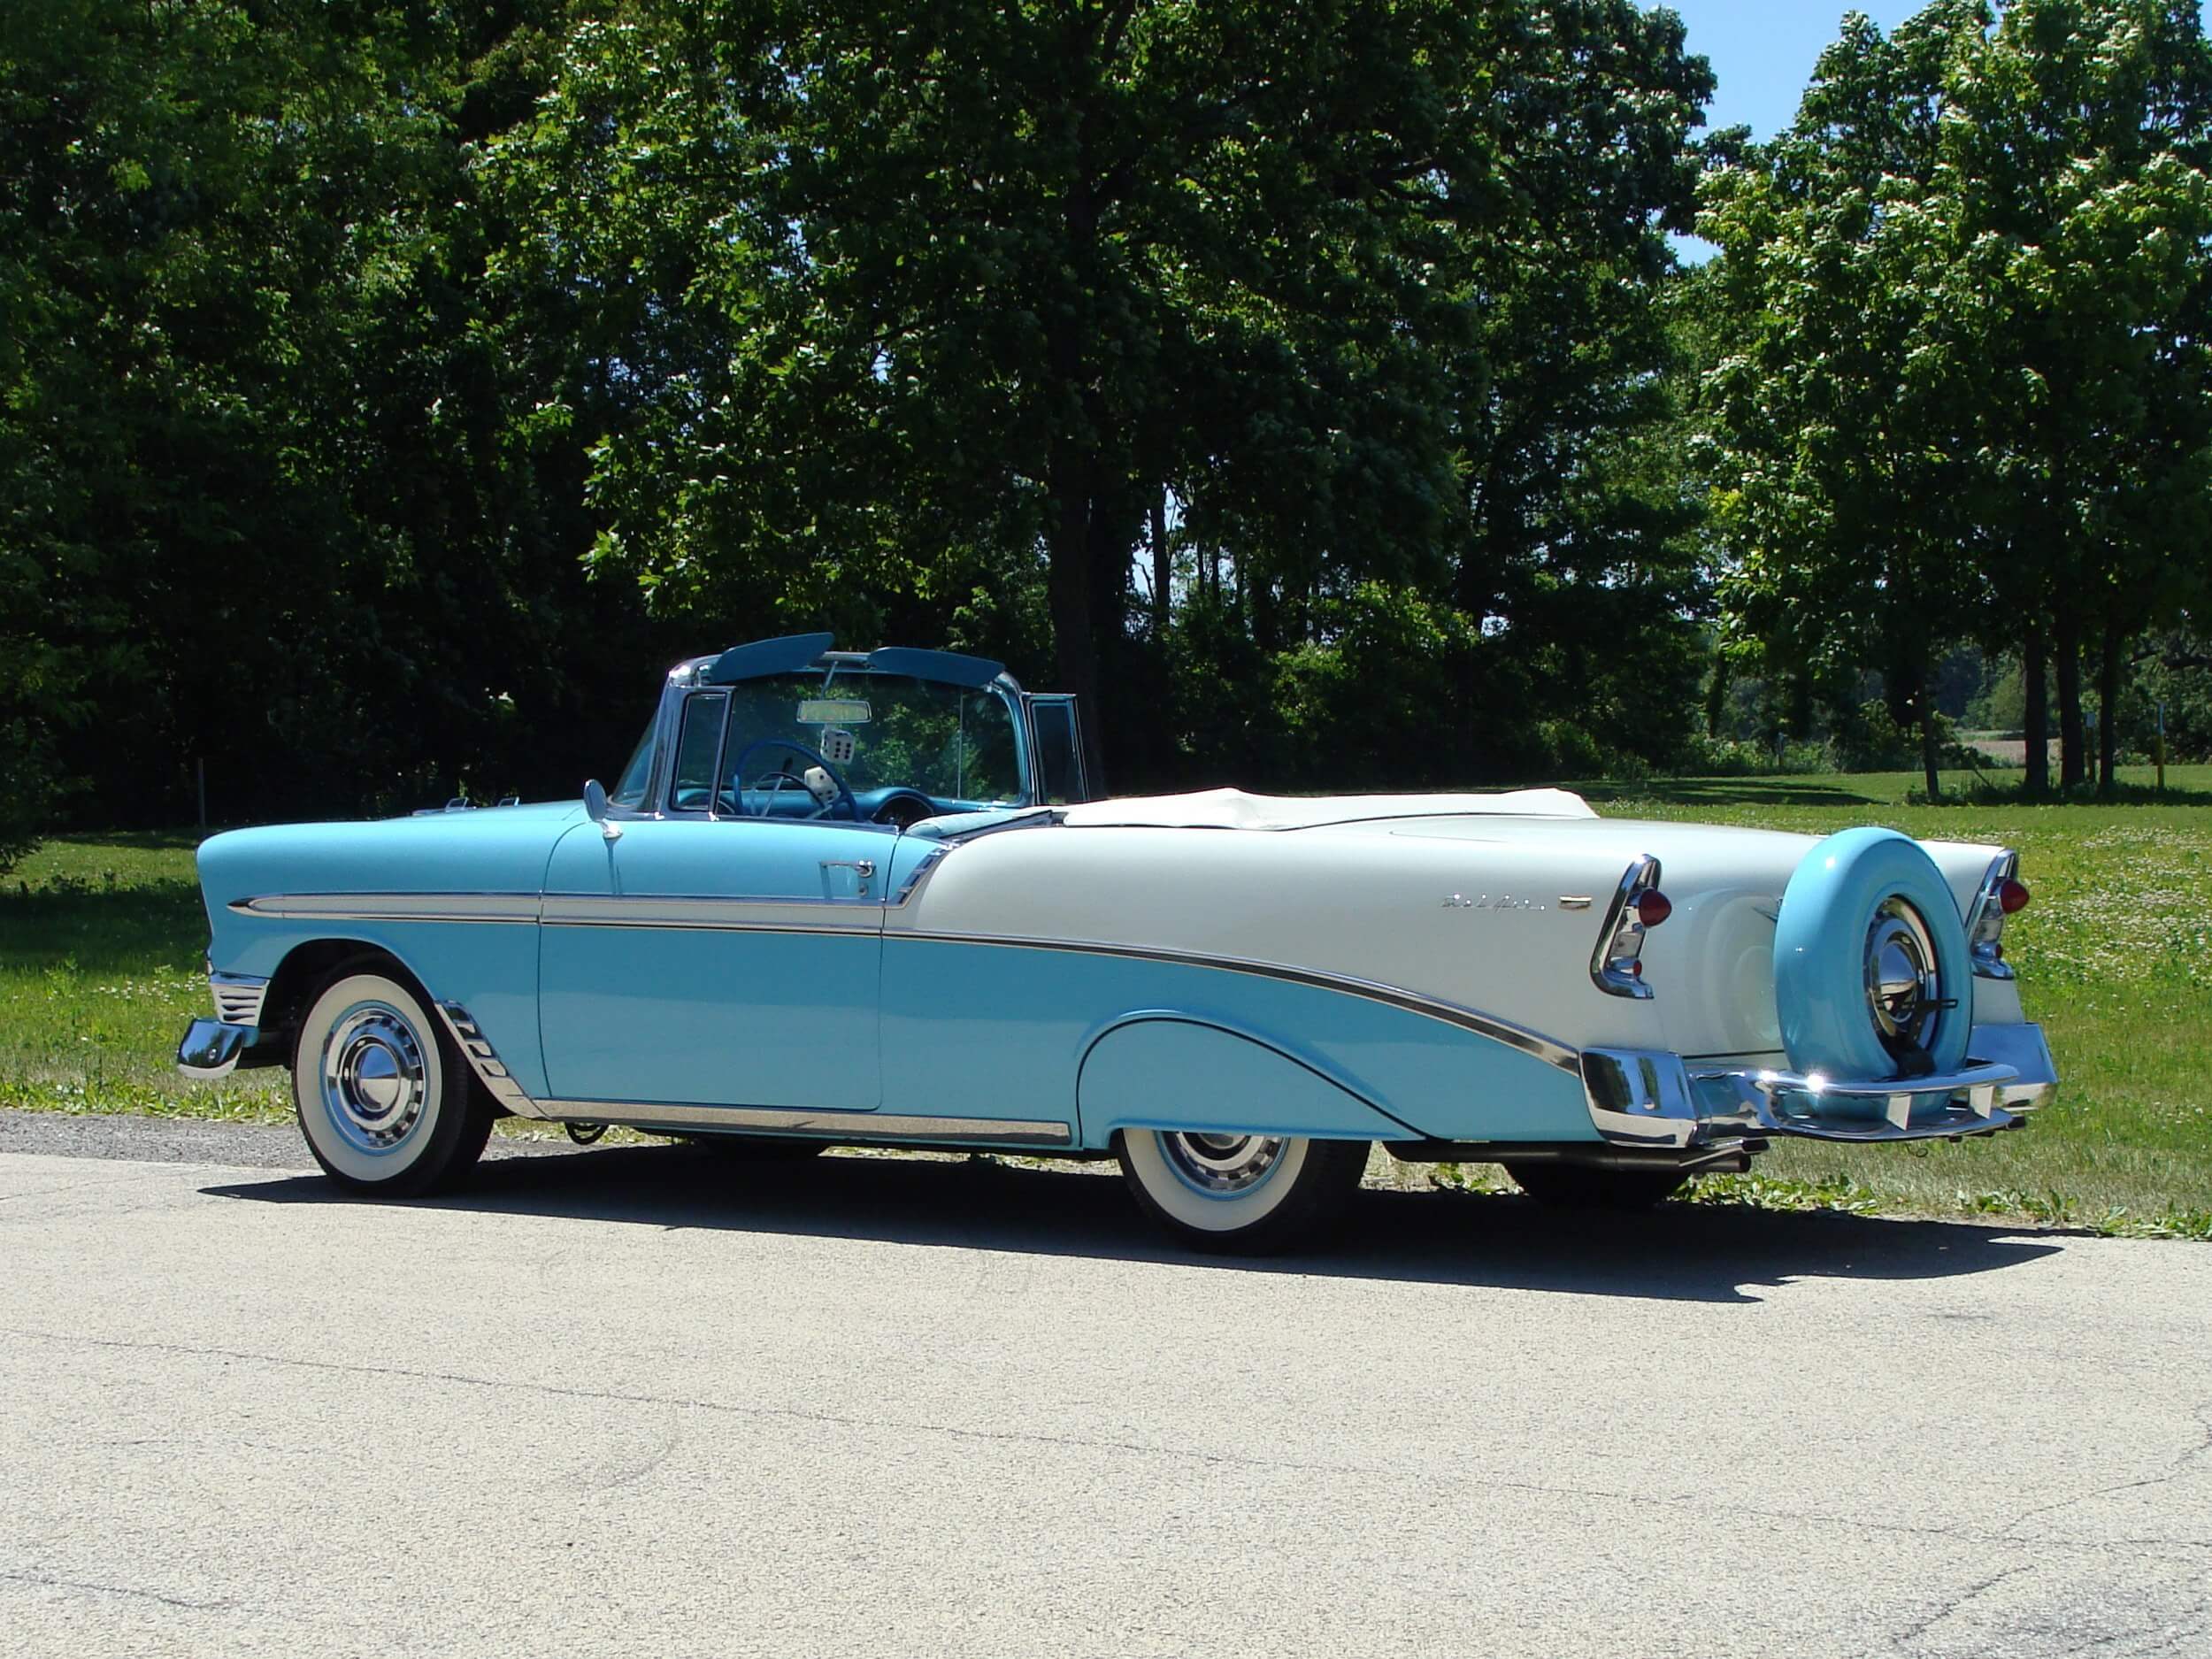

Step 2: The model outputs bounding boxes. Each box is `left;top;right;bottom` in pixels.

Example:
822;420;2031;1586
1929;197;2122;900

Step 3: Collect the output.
1635;890;1673;927
1999;879;2030;915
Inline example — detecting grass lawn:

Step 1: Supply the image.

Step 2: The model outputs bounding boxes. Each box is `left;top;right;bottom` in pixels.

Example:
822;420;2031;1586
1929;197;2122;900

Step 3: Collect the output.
4;769;2208;1238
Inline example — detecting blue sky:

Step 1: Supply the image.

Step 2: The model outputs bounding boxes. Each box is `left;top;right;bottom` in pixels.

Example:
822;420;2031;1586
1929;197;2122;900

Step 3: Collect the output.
1662;3;1924;257
1663;1;1925;140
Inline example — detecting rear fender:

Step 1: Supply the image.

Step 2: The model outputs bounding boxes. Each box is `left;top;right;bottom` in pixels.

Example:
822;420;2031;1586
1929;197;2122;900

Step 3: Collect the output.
1076;1013;1417;1144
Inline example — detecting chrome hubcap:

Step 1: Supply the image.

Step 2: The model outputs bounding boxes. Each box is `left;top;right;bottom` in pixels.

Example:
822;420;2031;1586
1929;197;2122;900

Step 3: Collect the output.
1158;1133;1287;1196
321;1003;429;1154
1865;899;1941;1055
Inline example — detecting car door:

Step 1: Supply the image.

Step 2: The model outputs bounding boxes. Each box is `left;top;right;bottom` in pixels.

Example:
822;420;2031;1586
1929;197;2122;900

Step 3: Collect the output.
538;815;889;1110
537;689;890;1111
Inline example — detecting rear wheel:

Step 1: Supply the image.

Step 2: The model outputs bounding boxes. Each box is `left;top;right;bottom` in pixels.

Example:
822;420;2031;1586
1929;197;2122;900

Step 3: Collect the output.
1116;1131;1367;1253
291;970;492;1196
1505;1161;1687;1211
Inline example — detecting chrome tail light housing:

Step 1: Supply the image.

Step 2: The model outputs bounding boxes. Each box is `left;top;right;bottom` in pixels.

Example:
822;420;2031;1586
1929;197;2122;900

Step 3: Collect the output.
1963;851;2029;981
1591;855;1667;1000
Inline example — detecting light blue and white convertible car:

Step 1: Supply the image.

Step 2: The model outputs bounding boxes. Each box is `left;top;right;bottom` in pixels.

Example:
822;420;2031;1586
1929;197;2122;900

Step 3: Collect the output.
179;634;2057;1249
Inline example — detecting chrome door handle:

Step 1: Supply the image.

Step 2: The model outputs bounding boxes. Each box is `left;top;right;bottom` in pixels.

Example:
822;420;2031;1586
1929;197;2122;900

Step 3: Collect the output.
820;858;877;898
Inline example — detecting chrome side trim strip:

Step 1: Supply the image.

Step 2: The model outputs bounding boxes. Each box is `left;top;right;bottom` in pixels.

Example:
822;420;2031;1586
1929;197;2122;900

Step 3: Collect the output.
895;930;1582;1071
541;895;879;932
231;892;542;924
231;890;1579;1071
433;1002;550;1120
535;1099;1073;1147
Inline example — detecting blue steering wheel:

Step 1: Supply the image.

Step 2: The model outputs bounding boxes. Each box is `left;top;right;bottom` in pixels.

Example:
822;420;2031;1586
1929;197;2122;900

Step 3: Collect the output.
725;738;860;820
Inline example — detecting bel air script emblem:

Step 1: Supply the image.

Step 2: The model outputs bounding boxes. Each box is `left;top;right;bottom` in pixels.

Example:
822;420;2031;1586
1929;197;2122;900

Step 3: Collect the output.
1441;893;1548;911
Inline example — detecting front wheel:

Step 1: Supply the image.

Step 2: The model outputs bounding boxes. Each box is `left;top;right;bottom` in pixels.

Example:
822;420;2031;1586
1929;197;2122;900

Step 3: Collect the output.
1115;1131;1367;1253
292;970;493;1197
1504;1161;1687;1211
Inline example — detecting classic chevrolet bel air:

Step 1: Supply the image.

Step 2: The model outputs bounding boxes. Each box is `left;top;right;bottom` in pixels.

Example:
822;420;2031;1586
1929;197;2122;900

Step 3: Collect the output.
178;634;2057;1249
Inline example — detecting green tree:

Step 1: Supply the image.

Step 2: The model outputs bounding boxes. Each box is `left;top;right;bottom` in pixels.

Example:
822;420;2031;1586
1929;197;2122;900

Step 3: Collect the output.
1701;2;2212;798
1699;8;1991;799
1948;0;2212;792
498;0;1711;779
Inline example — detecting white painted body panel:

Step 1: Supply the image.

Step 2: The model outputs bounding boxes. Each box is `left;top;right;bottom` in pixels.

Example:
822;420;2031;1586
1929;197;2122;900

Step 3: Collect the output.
895;793;2023;1062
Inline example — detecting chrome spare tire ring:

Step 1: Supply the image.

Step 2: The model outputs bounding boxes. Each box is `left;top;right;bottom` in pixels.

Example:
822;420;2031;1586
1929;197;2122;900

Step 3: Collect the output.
320;1002;430;1154
1865;896;1944;1056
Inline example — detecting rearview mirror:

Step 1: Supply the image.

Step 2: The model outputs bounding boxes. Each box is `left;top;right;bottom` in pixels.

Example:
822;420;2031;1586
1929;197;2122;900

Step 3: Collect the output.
582;779;622;841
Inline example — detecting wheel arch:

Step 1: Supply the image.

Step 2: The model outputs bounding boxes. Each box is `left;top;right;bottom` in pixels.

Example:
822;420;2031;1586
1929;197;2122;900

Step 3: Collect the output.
258;938;435;1062
1074;1011;1420;1148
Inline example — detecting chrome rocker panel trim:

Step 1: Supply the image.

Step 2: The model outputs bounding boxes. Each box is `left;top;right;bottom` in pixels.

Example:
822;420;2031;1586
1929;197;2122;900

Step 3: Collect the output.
177;1018;258;1081
536;1100;1075;1148
1582;1023;2058;1150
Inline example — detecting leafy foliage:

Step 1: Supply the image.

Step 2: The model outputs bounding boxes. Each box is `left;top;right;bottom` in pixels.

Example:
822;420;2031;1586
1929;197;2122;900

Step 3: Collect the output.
1698;1;2212;798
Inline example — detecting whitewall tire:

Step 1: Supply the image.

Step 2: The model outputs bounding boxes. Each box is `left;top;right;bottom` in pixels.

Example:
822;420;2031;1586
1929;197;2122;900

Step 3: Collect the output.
292;970;493;1196
1115;1130;1367;1253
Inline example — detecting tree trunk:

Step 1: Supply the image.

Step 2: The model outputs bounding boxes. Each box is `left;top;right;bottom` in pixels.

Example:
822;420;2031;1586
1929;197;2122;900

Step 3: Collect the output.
2023;625;2049;794
1916;677;1942;802
1046;465;1105;790
1149;490;1170;639
2097;615;2123;799
2055;607;2085;790
1704;650;1732;740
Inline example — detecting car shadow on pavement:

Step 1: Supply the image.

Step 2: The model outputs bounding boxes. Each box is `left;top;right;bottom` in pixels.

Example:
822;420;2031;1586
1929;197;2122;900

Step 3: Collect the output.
202;1141;2066;1305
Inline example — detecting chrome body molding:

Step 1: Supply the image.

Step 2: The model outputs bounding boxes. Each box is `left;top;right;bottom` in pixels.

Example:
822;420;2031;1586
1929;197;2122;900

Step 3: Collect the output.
216;889;1579;1068
230;892;541;924
896;930;1582;1071
209;970;271;1027
433;1002;549;1119
541;894;879;932
177;1018;257;1081
1581;1021;2057;1150
535;1099;1074;1148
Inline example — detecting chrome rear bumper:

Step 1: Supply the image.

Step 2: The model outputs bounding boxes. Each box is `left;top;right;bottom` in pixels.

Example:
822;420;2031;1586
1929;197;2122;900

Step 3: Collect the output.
1582;1023;2057;1151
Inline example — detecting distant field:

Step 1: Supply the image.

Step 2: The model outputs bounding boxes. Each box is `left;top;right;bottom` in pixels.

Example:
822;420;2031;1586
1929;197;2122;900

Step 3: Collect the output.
4;768;2208;1237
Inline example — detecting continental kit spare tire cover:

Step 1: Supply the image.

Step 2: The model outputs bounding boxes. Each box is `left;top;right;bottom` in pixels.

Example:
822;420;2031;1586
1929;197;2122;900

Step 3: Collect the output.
1772;827;1971;1082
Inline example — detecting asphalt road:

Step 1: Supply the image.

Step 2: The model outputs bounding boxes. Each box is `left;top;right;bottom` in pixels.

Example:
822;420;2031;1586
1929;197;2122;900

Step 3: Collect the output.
3;1116;2208;1659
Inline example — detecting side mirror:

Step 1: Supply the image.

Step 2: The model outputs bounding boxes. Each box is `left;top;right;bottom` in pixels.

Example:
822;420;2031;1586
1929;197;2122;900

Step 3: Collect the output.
582;779;622;841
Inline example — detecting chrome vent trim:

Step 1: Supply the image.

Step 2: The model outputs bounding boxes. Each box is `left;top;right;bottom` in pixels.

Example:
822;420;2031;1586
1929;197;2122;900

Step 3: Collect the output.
210;972;270;1028
434;1002;551;1120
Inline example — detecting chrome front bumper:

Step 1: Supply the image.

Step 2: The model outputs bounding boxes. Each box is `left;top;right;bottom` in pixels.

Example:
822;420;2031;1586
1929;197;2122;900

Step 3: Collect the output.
1583;1023;2058;1151
176;972;274;1081
177;1018;261;1080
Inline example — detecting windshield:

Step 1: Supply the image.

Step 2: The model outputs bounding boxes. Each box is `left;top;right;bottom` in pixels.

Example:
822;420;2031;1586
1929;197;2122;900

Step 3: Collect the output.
608;718;657;808
656;668;1025;815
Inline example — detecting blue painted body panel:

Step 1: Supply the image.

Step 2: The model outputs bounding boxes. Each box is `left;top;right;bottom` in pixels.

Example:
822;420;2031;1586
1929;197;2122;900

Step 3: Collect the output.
196;803;1592;1147
878;938;1593;1148
704;632;836;682
538;817;895;1108
1079;1018;1415;1141
197;804;582;1095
